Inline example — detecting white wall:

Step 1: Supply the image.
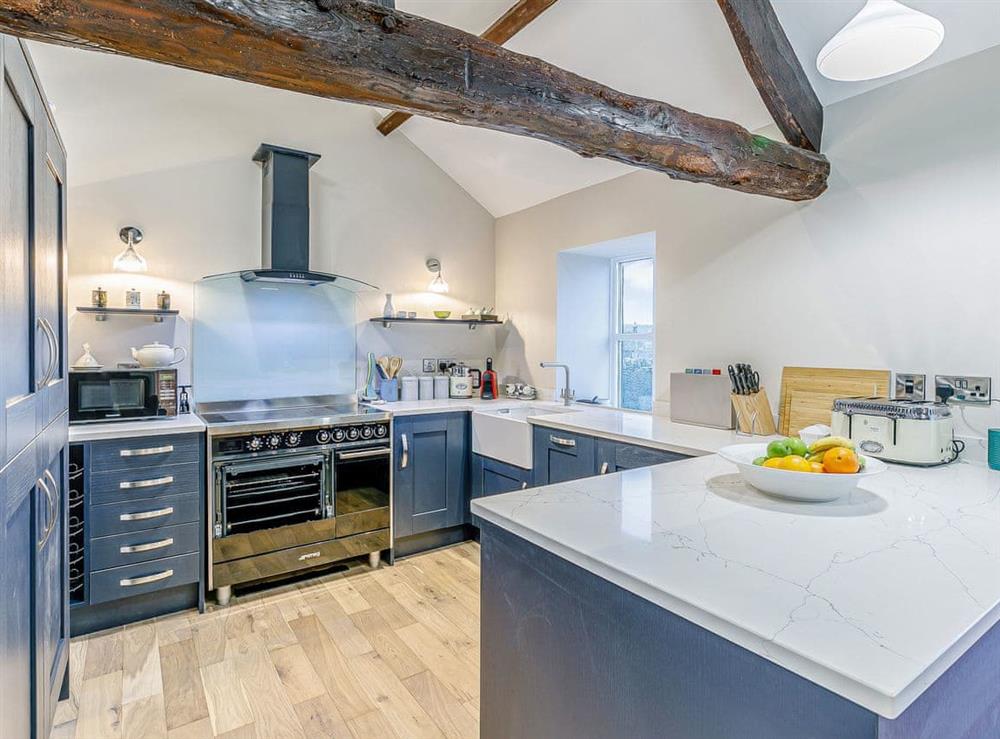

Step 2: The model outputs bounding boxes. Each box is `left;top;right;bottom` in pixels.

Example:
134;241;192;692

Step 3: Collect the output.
556;252;611;401
39;45;498;397
495;45;1000;448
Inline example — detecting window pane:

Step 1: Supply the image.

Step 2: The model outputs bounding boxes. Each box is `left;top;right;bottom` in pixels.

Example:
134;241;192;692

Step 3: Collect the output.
619;258;654;334
619;339;653;412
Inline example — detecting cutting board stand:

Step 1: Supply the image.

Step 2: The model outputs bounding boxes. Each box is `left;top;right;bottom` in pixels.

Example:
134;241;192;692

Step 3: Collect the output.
731;391;777;436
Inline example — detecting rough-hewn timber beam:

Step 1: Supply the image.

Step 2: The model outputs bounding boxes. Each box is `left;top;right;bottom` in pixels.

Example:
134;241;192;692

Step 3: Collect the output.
716;0;823;151
0;0;829;200
378;0;559;135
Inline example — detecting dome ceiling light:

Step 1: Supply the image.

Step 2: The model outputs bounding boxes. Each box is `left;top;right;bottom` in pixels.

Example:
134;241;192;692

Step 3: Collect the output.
817;0;944;82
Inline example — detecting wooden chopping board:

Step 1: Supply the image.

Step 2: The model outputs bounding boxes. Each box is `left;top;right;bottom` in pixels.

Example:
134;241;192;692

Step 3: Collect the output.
778;367;890;436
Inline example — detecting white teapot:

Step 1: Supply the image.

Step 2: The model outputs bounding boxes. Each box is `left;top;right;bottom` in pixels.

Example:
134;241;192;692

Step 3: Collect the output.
130;342;187;368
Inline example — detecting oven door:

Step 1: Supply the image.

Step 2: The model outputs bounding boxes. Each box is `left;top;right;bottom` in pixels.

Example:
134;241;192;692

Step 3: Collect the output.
69;370;161;422
334;445;391;537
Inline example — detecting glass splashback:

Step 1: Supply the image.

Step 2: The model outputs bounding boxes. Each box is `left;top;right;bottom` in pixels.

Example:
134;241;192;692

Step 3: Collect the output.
194;275;356;402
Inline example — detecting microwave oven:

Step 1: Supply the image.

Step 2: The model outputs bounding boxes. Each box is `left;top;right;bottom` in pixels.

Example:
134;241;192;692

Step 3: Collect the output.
69;369;178;424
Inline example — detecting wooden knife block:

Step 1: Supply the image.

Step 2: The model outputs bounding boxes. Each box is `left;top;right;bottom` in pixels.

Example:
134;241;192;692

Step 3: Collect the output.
731;390;777;436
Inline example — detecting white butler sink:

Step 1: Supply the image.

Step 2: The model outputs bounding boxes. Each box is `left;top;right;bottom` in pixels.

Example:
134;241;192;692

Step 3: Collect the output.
472;405;580;470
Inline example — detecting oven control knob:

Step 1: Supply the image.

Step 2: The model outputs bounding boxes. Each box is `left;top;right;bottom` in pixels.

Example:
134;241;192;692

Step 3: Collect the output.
266;434;282;449
360;425;374;439
285;432;302;447
374;423;388;438
316;429;332;444
347;426;360;441
332;428;347;443
247;436;264;452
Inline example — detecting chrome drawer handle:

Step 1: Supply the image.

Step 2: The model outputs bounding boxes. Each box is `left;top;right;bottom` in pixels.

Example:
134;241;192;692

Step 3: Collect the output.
550;435;576;448
400;433;409;469
120;475;174;489
298;551;321;561
600;462;609;475
119;506;174;522
120;537;174;554
337;448;391;460
120;444;174;457
120;569;173;587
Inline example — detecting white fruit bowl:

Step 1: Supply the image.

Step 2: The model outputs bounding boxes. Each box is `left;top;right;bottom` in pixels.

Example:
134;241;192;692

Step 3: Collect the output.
718;443;887;502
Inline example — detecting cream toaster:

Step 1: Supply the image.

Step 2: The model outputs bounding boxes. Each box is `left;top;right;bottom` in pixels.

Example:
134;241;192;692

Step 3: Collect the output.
830;398;956;466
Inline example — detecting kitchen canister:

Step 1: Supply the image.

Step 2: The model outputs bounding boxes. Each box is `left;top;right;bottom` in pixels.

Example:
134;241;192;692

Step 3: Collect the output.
434;375;450;399
401;376;418;402
989;429;1000;470
378;378;398;402
418;376;433;400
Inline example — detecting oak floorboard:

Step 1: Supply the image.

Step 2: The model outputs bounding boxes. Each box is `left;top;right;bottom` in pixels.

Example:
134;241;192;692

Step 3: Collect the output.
122;622;162;704
82;629;124;679
76;670;124;738
350;607;426;680
122;693;168;739
233;647;306;739
160;639;210;730
269;643;326;704
403;670;479;739
201;659;254;735
293;692;352;737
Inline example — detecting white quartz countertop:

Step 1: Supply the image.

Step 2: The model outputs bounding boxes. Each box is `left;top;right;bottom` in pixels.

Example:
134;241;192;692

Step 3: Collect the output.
68;415;206;442
472;454;1000;719
376;398;755;456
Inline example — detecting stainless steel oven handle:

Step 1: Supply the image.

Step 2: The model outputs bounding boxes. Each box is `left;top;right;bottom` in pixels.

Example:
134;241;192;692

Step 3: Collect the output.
120;569;173;587
550;435;576;448
336;448;391;461
120;444;174;457
120;506;174;522
120;537;174;554
400;433;409;469
120;475;174;489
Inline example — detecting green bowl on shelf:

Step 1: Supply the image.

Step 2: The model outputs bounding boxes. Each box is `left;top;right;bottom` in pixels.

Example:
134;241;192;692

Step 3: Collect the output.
433;310;451;319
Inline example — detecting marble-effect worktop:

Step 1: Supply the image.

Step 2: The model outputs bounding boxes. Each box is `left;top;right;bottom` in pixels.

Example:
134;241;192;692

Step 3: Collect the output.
472;452;1000;718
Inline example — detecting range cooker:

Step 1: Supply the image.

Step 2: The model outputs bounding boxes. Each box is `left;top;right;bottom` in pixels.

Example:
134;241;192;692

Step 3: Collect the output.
198;396;391;605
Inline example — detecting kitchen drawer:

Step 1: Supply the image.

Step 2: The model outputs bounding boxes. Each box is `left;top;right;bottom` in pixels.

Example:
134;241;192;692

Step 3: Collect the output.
89;522;201;571
89;433;202;473
597;440;689;473
532;427;598;485
90;461;201;504
213;529;389;588
89;492;201;538
89;552;200;605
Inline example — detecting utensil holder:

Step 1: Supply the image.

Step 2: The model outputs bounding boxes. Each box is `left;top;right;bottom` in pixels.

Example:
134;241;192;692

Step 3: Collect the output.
378;378;399;402
732;390;777;436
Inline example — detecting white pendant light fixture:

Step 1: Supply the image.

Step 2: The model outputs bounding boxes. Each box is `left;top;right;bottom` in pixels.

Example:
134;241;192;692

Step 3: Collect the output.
817;0;944;82
426;258;449;294
112;226;148;273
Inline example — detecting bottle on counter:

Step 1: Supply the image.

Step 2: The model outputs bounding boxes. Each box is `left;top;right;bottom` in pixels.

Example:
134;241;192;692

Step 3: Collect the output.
383;293;395;319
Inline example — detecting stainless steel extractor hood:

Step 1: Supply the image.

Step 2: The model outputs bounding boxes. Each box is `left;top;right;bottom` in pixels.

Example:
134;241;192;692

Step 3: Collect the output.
204;143;377;292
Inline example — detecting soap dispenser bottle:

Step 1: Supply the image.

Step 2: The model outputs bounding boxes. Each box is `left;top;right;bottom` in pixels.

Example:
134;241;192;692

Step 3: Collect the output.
480;357;498;400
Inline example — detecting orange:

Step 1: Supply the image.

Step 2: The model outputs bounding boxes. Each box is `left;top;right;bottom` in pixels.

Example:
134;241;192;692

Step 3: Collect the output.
763;458;784;469
780;455;812;473
809;461;825;474
823;447;860;474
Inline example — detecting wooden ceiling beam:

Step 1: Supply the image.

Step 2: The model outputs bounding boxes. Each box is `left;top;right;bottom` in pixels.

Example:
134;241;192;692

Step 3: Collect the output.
716;0;823;151
377;0;558;136
0;0;829;200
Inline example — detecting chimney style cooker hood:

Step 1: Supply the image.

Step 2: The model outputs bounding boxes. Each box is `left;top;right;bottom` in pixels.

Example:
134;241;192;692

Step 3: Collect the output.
203;143;377;291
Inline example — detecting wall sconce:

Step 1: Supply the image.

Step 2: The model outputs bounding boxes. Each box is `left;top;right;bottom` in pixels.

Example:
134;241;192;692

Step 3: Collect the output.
113;226;147;273
426;257;449;294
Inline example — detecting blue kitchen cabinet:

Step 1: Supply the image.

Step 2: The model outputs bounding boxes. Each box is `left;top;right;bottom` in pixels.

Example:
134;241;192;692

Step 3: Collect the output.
471;454;532;499
532;426;598;485
596;439;690;474
393;413;469;540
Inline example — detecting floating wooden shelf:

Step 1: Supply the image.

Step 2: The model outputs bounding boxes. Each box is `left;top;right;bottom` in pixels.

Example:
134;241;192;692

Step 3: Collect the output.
369;317;502;330
76;306;180;323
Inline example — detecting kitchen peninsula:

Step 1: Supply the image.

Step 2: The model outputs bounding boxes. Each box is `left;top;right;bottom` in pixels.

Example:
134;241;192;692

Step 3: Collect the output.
472;455;1000;738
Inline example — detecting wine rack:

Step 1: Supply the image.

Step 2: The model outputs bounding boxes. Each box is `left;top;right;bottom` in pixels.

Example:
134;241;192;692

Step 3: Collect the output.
68;445;86;605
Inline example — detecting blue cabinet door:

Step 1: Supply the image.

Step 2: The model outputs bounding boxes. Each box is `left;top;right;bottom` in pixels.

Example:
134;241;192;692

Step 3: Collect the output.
35;419;70;738
596;440;690;474
532;427;598;485
0;443;37;739
471;454;531;500
393;413;469;539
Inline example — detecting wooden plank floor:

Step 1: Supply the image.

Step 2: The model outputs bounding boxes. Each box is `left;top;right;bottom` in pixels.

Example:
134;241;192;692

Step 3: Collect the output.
53;542;481;739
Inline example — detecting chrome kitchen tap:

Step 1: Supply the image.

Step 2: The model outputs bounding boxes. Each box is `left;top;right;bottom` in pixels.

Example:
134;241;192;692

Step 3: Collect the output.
540;362;574;406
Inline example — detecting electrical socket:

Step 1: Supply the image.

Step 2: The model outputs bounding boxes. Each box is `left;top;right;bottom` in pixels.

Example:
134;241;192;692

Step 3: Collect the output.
422;359;436;373
935;375;991;405
893;372;925;401
437;358;456;373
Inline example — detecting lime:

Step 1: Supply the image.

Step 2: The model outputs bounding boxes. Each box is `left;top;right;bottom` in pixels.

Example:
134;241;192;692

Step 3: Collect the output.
766;440;793;458
786;437;808;457
752;456;768;466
